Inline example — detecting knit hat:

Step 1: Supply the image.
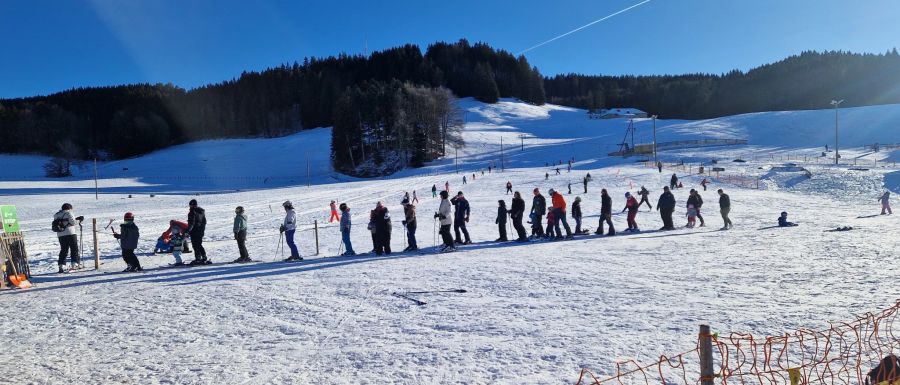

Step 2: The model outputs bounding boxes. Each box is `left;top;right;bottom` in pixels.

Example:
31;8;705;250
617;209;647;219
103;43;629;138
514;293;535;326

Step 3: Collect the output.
548;188;555;195
62;203;72;210
235;206;244;214
189;199;198;207
625;192;631;197
124;212;134;221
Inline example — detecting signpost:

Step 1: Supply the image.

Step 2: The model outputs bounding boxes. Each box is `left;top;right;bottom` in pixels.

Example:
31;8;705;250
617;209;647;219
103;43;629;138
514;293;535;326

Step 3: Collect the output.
0;205;19;233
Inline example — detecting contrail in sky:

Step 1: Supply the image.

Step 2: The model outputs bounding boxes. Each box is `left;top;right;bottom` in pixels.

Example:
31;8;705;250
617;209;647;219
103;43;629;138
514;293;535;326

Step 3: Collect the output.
517;0;653;55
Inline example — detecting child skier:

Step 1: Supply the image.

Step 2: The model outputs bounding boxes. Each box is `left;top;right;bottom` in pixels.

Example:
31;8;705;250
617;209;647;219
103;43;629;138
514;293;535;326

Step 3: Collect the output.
329;200;340;223
233;206;251;263
572;196;584;234
545;207;557;238
339;203;355;256
495;200;508;241
778;212;797;227
686;204;697;228
113;212;142;272
622;192;640;232
170;226;186;265
881;191;892;215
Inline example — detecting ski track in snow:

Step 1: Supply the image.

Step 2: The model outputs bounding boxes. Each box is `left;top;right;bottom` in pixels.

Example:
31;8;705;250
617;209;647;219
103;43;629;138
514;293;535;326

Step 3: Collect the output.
1;99;899;384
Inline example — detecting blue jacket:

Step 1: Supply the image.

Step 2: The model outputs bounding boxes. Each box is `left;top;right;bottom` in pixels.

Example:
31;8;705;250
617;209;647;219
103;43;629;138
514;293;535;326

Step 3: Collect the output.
340;209;352;233
450;196;470;221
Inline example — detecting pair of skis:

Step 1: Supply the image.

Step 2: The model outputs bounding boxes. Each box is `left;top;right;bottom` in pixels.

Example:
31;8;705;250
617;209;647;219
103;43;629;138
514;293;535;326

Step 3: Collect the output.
391;289;467;306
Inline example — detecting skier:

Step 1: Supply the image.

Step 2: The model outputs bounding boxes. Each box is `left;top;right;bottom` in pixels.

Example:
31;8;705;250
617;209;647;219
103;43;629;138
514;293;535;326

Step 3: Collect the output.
412;190;419;204
280;200;302;261
339;203;355;256
657;161;663;173
436;191;455;252
329;200;341;223
463;175;467;185
670;173;678;189
595;189;615;235
583;176;588;194
549;188;573;238
686;189;706;227
622;192;639;232
778;212;797;227
638;186;652;210
686;204;697;228
880;191;892;215
186;199;208;265
545;207;557;238
432;184;437;198
509;192;528;242
657;186;676;230
445;181;449;192
506;181;513;195
112;212;141;272
495;200;508;242
161;220;191;253
402;192;410;204
700;178;709;191
545;172;549;180
572;196;584;234
53;203;83;273
169;225;187;265
555;167;561;175
472;173;476;181
450;192;472;244
372;201;392;255
718;189;733;229
402;199;417;251
233;206;251;263
568;182;572;195
530;188;547;238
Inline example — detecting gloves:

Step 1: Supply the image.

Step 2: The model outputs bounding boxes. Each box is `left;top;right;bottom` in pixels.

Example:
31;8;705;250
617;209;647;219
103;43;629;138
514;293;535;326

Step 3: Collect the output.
401;220;407;226
75;216;84;222
279;225;286;233
465;217;469;223
494;220;498;224
434;213;441;219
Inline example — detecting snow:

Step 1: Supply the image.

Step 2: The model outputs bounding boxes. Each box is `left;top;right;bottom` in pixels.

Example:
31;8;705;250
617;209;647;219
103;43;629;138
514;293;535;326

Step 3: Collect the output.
1;98;900;384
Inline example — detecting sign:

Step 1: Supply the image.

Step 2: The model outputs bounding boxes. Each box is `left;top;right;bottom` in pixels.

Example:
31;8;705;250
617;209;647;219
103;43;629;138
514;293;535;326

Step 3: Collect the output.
1;205;19;233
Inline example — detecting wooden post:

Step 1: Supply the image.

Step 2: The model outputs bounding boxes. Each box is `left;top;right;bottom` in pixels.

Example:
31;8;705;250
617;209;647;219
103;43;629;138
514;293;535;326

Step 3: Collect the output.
92;218;100;269
314;219;319;255
699;325;714;385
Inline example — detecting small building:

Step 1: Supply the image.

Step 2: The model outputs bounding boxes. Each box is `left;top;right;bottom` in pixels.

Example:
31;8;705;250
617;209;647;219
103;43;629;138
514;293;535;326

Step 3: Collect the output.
589;108;648;119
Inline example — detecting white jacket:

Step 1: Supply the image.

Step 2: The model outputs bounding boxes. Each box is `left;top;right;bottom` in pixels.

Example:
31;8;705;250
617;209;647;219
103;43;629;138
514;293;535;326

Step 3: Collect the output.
438;199;452;226
54;210;77;237
283;209;297;231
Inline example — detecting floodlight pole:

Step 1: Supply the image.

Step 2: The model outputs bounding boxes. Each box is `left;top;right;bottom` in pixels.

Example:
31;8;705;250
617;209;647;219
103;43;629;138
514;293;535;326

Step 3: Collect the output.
831;99;843;165
651;115;658;163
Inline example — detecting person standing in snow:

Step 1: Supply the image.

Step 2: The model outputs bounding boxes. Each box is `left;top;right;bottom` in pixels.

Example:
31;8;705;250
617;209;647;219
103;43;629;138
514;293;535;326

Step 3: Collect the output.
657;186;676;230
509;192;528;242
657;161;663;173
113;212;141;272
186;199;208;265
372;201;392;255
53;203;83;273
568;182;572;195
670;174;678;189
281;200;302;261
572;196;584;234
638;186;652;210
549;188;573;238
437;190;455;251
555;167;561;175
463;175;467;185
450;192;472;244
445;181;449;192
530;188;547;238
339;203;355;256
170;226;186;265
506;181;513;195
880;191;892;215
402;199;417;251
595;189;615;236
686;189;706;227
545;172;549;180
233;206;251;263
432;184;437;198
495;200;508;241
583;175;588;194
700;178;709;191
412;190;419;204
622;192;639;232
329;200;340;223
718;189;733;229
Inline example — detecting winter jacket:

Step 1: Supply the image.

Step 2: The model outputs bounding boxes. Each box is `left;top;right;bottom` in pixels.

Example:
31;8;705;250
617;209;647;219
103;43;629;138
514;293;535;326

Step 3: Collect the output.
496;204;508;224
438;199;453;226
233;213;247;234
551;192;566;211
881;192;891;204
658;191;676;211
404;204;416;226
686;194;703;209
601;194;612;214
624;196;639;214
531;194;546;214
639;187;649;198
163;220;189;243
572;201;582;219
451;196;470;221
670;174;678;184
283;209;297;231
719;194;731;209
115;221;140;250
187;207;207;236
509;198;525;220
53;210;77;237
340;209;352;233
372;207;391;234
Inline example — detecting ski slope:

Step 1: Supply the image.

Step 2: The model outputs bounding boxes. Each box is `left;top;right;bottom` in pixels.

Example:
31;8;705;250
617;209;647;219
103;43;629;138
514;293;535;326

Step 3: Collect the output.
1;99;899;384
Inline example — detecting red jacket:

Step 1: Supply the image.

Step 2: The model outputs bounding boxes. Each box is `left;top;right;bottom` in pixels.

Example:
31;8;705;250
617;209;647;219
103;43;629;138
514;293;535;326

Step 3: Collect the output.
551;192;566;210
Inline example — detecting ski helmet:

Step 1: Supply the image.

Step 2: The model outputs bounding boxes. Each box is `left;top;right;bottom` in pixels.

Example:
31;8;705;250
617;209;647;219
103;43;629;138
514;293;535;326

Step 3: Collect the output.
548;188;555;195
124;212;134;221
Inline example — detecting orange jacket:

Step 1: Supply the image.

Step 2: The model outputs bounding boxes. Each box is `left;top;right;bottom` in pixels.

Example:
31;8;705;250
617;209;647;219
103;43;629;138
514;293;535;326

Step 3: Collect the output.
551;192;566;210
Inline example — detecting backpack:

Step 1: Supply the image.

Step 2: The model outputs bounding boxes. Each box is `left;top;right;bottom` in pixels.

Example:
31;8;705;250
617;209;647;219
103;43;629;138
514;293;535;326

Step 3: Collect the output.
51;216;67;232
867;355;900;385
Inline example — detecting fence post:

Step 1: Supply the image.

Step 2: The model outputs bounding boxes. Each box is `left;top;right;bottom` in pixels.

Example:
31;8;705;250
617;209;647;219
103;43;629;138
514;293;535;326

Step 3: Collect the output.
314;219;319;255
92;218;100;269
700;324;714;385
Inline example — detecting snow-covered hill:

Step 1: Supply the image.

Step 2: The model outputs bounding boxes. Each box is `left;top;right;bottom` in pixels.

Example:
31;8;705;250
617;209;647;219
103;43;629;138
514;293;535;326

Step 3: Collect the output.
1;99;899;384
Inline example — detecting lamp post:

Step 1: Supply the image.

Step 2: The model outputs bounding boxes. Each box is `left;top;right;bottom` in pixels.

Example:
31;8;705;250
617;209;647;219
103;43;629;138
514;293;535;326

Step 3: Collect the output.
650;115;659;163
830;99;843;165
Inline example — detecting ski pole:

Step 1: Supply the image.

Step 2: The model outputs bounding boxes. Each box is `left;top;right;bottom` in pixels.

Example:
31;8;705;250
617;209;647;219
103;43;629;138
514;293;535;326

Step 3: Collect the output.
432;216;437;247
404;289;467;294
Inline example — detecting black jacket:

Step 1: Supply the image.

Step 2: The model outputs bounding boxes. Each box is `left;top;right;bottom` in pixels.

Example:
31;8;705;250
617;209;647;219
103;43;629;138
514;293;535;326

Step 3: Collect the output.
373;207;391;234
572;201;582;219
496;205;507;224
450;197;470;221
686;194;703;209
719;193;731;209
601;194;612;214
187;207;206;236
114;221;140;250
658;192;676;211
531;194;546;214
509;198;525;220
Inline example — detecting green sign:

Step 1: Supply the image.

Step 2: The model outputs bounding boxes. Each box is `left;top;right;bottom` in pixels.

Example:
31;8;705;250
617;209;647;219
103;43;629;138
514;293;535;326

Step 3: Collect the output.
0;205;19;233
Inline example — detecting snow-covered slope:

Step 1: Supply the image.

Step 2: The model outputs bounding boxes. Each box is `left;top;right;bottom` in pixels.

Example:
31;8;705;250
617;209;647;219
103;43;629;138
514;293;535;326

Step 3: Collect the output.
1;99;900;384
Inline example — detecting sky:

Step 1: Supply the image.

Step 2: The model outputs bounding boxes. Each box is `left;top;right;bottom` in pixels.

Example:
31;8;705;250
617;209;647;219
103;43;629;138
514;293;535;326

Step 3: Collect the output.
1;0;899;99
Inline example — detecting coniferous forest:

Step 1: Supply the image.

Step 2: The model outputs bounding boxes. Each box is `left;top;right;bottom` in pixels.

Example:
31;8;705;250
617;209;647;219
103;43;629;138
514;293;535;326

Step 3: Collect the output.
1;40;899;176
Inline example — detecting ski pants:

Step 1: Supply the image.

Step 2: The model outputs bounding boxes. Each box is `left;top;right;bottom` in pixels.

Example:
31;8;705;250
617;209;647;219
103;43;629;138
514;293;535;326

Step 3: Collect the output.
506;187;512;194
454;220;471;243
639;196;652;209
341;230;355;254
883;202;893;215
58;234;80;266
627;210;638;230
531;214;544;237
439;224;454;247
235;230;249;259
497;220;507;240
374;231;391;255
512;216;527;240
406;222;417;249
432;191;437;198
122;249;141;269
574;216;582;233
660;208;675;229
285;229;300;257
172;250;183;264
329;210;340;223
551;208;571;237
721;207;733;227
695;208;705;225
190;233;206;260
598;213;615;234
583;183;588;194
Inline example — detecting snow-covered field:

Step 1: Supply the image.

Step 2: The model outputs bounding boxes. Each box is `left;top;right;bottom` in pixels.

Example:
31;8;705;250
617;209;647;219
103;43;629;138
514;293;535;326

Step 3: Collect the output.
1;99;899;384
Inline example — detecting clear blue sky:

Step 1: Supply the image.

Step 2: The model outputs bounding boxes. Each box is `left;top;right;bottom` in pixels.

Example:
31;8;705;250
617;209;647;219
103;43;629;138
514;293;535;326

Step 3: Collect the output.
1;0;898;98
